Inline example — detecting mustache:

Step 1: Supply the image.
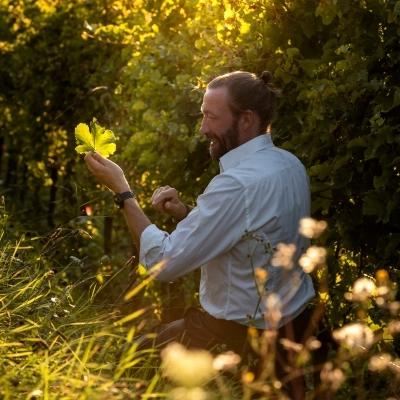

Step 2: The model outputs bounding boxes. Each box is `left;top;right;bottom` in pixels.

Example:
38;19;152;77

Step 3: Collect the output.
205;133;219;141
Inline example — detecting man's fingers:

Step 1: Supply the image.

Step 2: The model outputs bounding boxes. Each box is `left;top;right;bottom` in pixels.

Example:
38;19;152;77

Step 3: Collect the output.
84;152;93;164
85;152;100;168
155;200;178;217
152;187;176;205
151;186;181;216
85;152;106;167
151;187;164;202
91;152;107;166
164;201;178;212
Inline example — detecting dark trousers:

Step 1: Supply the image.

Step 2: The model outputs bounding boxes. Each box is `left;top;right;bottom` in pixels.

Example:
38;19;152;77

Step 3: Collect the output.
117;307;312;398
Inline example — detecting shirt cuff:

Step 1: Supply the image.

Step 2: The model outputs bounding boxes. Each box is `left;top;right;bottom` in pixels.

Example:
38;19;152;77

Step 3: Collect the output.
139;224;168;268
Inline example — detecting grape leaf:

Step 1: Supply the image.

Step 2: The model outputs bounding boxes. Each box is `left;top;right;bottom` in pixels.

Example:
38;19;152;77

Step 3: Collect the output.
75;118;116;157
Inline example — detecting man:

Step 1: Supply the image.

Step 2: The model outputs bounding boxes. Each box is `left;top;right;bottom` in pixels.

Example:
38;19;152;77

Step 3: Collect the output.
85;71;315;397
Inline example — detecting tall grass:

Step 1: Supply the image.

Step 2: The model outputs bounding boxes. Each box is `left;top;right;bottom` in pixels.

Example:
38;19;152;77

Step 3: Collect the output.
2;201;400;399
0;204;153;399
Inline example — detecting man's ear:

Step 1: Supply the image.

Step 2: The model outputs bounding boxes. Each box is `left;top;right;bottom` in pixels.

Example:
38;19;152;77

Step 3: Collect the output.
240;109;255;131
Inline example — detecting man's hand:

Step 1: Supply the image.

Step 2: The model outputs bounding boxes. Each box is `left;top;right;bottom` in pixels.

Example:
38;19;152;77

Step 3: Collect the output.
151;186;189;221
84;152;152;248
84;152;130;194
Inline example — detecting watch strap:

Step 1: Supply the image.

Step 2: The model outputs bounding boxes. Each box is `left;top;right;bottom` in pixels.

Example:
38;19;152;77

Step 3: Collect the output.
114;190;136;209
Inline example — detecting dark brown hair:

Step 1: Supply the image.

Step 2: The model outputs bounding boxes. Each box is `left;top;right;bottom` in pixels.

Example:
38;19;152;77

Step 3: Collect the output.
207;71;281;133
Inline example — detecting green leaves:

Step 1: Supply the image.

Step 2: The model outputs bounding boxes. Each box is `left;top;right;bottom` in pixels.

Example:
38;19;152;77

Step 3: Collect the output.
75;118;116;158
315;3;336;25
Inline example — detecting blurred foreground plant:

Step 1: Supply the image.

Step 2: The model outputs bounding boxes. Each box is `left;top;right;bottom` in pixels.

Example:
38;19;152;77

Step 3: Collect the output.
2;200;400;400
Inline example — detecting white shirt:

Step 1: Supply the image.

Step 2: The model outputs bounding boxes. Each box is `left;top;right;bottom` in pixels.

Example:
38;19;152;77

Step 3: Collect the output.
140;134;315;329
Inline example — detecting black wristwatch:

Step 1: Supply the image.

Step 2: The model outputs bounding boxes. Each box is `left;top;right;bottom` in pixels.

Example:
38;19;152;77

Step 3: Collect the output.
114;190;136;209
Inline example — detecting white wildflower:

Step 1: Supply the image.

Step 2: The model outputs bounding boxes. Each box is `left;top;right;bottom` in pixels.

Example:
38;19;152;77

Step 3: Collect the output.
332;323;374;351
320;362;346;391
161;342;215;388
264;293;282;328
306;337;322;350
377;286;389;296
369;353;392;371
170;387;208;400
212;351;241;371
279;338;303;353
271;243;296;269
29;389;43;398
388;301;400;315
299;246;327;272
346;278;376;302
299;218;327;238
388;320;400;335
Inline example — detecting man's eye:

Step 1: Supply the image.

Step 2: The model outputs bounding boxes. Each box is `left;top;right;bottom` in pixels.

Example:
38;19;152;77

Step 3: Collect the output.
208;116;216;120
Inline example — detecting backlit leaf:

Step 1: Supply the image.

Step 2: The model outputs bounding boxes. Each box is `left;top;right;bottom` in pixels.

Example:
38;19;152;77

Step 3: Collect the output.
75;118;116;158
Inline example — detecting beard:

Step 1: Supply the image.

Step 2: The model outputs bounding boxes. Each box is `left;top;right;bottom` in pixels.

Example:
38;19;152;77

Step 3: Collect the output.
207;121;240;161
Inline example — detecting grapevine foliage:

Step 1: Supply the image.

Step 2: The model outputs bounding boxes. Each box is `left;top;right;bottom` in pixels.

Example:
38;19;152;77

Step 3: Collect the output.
1;0;400;347
75;118;116;157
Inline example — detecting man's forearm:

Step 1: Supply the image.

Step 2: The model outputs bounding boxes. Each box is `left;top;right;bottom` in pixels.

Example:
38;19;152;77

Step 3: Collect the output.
121;197;152;249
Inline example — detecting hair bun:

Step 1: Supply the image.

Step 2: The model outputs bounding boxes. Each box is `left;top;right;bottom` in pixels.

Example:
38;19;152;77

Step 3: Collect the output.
260;71;273;85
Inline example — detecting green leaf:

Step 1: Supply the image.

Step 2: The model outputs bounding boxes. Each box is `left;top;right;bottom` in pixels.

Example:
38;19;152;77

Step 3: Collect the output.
335;60;348;71
390;157;400;166
333;155;349;171
309;164;332;180
384;233;400;259
301;20;316;38
362;192;387;219
75;118;116;158
332;170;353;188
347;137;368;148
316;4;336;25
286;47;299;58
356;70;368;82
274;68;292;83
247;47;258;60
299;59;318;78
232;57;242;67
373;171;388;189
132;100;148;111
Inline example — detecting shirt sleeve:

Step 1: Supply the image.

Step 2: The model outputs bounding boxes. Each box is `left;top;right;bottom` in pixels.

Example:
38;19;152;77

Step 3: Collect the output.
139;173;247;282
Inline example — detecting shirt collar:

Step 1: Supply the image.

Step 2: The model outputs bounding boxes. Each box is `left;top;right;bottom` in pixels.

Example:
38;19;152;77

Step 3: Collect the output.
219;134;275;172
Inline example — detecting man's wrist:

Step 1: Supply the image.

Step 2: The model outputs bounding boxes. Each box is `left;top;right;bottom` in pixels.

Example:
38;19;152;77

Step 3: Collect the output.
112;182;131;194
175;203;192;222
114;190;136;209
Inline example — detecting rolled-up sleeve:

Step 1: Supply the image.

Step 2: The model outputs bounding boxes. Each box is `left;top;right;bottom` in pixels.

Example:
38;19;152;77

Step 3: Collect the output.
139;173;246;282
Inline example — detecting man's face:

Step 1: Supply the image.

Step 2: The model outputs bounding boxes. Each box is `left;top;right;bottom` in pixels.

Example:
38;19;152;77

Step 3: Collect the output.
200;87;240;161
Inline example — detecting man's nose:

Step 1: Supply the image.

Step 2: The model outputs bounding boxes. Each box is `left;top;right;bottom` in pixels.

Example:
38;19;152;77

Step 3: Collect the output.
199;118;210;135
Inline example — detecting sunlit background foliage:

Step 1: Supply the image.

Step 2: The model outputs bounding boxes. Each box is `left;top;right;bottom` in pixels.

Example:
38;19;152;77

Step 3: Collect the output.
1;0;400;398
